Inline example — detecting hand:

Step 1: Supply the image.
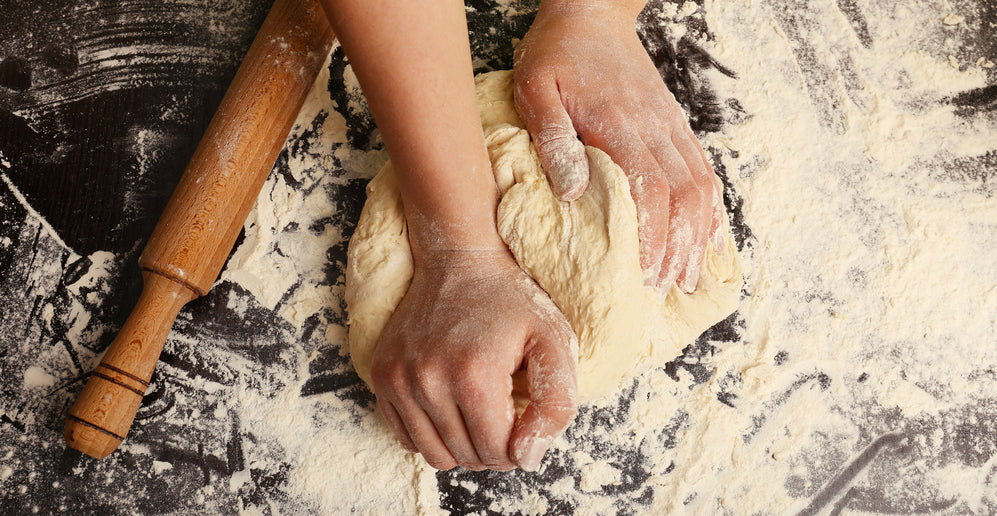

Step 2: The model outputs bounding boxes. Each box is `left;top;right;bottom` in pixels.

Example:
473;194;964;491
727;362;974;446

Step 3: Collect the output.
320;0;578;472
371;249;578;471
514;2;724;291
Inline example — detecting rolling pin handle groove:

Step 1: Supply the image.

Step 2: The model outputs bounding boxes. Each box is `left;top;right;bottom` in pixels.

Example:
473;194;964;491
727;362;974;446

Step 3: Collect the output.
63;0;336;459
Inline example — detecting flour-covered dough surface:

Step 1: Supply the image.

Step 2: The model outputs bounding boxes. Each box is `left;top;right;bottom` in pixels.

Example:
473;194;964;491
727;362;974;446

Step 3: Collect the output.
346;70;742;402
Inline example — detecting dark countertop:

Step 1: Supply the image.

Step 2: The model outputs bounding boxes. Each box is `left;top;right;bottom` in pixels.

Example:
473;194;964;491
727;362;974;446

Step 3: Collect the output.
2;0;995;514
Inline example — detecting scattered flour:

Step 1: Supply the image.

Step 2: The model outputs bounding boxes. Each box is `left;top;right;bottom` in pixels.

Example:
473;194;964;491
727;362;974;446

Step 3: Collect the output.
1;0;994;514
214;0;997;513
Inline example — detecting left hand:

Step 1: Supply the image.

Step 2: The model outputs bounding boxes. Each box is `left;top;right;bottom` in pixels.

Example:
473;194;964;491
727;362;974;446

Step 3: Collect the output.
513;2;724;292
371;248;579;472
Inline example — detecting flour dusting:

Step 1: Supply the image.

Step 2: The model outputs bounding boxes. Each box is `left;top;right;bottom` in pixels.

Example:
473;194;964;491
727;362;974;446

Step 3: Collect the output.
1;0;995;514
210;0;997;513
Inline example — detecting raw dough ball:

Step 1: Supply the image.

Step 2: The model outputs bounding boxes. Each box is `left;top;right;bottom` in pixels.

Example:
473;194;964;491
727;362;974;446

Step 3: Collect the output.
344;70;742;402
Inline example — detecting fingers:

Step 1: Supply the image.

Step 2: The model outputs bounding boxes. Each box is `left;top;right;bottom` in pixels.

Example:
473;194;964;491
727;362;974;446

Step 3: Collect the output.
709;176;727;254
380;401;417;453
589;129;670;282
514;76;590;201
666;128;715;292
456;373;518;471
509;332;579;472
606;120;716;293
684;126;727;254
381;395;459;470
683;125;727;255
376;367;518;471
373;364;458;469
420;393;487;471
639;133;695;291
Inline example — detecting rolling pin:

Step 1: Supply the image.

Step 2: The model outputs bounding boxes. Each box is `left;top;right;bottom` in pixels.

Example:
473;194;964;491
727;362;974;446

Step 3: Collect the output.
64;0;336;459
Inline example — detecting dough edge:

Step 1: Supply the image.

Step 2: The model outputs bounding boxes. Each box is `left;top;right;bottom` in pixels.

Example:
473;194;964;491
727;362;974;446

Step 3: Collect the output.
343;70;743;403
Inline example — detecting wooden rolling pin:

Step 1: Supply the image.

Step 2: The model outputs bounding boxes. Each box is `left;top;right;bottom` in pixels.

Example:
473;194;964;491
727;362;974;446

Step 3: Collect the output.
64;0;336;459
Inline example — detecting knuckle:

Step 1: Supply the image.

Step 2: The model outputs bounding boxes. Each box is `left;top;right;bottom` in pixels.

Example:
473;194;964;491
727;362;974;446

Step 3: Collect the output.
456;353;491;376
473;440;515;470
689;185;708;210
535;128;578;152
635;172;671;202
551;323;579;352
409;364;446;401
514;72;544;99
407;425;432;444
673;179;707;210
453;365;492;403
543;400;579;423
513;80;543;114
370;360;407;395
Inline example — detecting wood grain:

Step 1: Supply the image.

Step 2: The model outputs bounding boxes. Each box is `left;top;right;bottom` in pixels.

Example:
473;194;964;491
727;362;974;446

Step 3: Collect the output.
64;0;336;459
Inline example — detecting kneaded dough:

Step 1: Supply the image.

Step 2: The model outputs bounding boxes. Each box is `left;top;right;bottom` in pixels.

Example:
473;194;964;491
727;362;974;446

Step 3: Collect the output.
344;70;743;402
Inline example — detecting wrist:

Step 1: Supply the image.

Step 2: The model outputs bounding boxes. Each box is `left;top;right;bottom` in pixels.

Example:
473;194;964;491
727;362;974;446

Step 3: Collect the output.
405;205;507;262
535;0;645;24
411;247;514;272
400;161;508;261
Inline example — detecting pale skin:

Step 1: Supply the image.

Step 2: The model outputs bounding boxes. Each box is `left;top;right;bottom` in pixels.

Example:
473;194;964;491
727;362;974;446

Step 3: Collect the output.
319;0;721;471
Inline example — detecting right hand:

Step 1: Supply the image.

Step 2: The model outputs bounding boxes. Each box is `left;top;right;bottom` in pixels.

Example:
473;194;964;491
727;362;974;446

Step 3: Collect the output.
513;2;725;292
371;248;579;471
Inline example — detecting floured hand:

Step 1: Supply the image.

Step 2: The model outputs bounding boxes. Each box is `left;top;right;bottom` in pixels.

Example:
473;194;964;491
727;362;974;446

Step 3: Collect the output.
513;1;724;291
371;248;578;472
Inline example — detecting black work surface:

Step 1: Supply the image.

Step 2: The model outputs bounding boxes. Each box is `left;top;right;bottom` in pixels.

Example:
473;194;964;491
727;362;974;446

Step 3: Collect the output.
2;0;996;514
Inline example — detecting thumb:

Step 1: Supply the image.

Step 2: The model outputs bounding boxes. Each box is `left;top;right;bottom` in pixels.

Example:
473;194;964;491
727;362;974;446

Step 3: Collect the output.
514;79;589;201
509;329;579;472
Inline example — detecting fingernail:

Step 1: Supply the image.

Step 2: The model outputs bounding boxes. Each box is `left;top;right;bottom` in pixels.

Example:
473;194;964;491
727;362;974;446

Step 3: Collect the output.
515;436;551;472
545;137;587;201
713;227;727;254
658;259;682;293
552;160;586;201
713;231;727;254
642;262;662;287
680;265;700;293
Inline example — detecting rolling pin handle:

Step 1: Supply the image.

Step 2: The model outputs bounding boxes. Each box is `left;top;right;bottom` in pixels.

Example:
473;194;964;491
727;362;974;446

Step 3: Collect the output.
63;0;335;459
64;271;197;459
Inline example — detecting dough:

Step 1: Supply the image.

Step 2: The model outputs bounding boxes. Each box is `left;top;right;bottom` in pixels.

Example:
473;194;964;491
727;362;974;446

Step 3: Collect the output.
344;70;743;402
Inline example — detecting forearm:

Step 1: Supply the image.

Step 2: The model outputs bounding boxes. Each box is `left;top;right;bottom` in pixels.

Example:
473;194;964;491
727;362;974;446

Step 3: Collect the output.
319;0;503;257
